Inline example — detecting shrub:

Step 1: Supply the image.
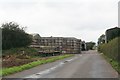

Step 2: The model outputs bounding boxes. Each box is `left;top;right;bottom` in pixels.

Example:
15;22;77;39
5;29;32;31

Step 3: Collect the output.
98;37;119;61
98;37;120;73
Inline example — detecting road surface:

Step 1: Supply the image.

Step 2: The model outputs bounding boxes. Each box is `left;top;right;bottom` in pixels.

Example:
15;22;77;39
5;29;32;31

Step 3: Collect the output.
4;50;118;78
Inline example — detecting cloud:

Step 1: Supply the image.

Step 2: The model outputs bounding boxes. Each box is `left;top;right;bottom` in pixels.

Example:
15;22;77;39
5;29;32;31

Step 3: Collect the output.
0;0;119;42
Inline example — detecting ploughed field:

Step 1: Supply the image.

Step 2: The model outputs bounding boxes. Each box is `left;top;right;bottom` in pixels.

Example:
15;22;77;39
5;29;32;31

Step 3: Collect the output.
2;47;61;68
2;55;52;68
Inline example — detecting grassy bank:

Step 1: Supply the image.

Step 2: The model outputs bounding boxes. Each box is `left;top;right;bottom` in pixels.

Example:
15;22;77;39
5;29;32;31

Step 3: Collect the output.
98;37;119;60
1;54;74;76
2;47;62;68
98;37;120;73
102;54;120;73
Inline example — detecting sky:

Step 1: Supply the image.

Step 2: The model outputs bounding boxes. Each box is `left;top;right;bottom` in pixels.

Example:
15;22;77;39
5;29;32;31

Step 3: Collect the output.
0;0;119;43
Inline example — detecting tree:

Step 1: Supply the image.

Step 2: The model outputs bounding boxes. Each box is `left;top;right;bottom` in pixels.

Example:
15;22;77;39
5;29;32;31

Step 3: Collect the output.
106;27;120;43
2;22;32;50
98;34;105;45
86;42;96;50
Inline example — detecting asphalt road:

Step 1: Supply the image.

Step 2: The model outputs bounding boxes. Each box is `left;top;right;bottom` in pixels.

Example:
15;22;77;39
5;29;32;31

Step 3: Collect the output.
4;50;118;78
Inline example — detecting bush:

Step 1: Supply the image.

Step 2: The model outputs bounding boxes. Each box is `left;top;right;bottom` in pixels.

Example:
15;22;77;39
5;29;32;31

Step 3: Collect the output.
2;47;38;58
98;37;120;73
98;37;119;61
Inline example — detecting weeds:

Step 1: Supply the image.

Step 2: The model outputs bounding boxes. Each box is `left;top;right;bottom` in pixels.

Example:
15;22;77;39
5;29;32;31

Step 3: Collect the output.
1;54;74;76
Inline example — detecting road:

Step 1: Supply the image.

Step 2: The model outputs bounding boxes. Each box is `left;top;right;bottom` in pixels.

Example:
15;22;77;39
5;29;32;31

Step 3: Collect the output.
4;50;118;78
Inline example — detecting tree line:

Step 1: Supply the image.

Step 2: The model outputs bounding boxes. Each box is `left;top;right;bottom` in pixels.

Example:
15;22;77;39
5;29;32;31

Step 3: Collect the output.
1;22;32;50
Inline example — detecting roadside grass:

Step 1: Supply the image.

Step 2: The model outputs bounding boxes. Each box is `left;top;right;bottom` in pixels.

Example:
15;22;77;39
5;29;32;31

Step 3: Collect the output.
101;53;120;73
1;54;74;76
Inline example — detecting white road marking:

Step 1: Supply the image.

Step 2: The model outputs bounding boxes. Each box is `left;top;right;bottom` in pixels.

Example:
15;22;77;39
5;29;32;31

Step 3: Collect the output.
65;57;78;62
24;56;78;78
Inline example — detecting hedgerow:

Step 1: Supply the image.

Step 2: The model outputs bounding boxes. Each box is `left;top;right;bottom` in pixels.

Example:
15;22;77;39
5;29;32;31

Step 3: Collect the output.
98;37;120;73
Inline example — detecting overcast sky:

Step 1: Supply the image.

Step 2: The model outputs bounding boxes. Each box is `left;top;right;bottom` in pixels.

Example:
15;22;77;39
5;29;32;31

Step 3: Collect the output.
0;0;119;43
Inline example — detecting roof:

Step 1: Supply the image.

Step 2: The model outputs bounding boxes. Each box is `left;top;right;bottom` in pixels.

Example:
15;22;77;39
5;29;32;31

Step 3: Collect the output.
106;27;120;32
41;37;77;40
30;33;41;39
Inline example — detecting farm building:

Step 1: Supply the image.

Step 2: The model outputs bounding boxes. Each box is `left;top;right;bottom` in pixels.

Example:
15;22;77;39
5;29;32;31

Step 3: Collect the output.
29;35;82;54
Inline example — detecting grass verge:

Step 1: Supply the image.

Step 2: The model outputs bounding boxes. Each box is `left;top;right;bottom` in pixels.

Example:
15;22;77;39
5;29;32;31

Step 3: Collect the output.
101;53;120;74
1;54;74;76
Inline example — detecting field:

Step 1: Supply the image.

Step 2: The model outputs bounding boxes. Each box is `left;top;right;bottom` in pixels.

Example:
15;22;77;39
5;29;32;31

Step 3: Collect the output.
2;54;74;76
1;47;74;76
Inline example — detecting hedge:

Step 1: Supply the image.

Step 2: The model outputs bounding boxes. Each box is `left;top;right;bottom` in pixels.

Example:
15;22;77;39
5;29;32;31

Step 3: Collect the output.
98;37;119;61
98;37;120;73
